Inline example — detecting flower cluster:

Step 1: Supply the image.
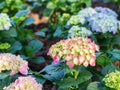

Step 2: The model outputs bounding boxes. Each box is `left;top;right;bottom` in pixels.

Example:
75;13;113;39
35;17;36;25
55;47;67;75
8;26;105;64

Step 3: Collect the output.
67;7;119;37
0;53;28;75
68;26;92;37
0;13;11;30
3;76;43;90
103;71;120;90
78;7;97;20
88;13;118;34
95;7;118;17
67;15;85;25
48;37;99;68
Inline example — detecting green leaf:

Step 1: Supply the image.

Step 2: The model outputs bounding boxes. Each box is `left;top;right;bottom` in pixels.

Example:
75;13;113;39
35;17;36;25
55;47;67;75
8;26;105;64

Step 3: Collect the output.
78;80;91;90
102;63;120;75
46;2;56;9
87;82;100;90
112;35;120;45
53;27;62;37
31;75;46;84
35;31;46;37
22;17;35;27
107;49;120;60
20;55;29;60
31;56;45;64
1;28;17;38
41;61;65;82
25;40;43;56
0;2;5;9
9;41;22;53
96;53;112;66
81;0;91;7
0;71;10;79
59;71;92;89
15;10;30;18
9;28;17;37
103;0;111;3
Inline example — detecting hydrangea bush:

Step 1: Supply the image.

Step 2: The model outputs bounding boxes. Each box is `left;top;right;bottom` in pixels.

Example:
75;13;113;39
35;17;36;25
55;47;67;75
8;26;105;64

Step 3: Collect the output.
103;71;120;90
48;37;99;68
3;76;43;90
0;53;28;75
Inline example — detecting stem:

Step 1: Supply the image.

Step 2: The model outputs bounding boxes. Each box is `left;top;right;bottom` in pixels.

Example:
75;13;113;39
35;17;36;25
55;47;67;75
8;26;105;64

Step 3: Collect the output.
74;70;79;79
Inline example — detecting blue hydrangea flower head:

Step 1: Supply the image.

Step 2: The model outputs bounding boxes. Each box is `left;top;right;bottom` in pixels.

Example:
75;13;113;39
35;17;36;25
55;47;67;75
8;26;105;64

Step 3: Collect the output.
0;13;11;30
95;7;118;17
68;25;92;37
78;7;97;20
89;13;117;34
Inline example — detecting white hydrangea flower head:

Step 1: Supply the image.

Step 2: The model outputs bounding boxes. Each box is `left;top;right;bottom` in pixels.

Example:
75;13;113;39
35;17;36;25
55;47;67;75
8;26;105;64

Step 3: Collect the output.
78;7;97;20
68;26;92;37
0;13;11;30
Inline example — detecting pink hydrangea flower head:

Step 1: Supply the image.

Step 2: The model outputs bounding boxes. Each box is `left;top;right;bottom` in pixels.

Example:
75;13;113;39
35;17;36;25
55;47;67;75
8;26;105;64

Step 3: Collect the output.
3;76;43;90
0;53;29;75
48;37;100;68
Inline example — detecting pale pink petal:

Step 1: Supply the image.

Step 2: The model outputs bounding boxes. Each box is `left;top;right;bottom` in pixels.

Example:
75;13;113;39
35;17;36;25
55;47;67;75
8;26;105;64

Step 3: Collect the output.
90;56;96;66
53;55;60;64
83;61;89;67
66;61;74;69
19;63;28;75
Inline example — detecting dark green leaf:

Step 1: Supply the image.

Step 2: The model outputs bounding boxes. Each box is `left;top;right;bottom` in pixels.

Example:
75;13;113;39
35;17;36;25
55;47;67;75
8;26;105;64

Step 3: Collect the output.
15;10;30;18
0;2;5;9
96;53;111;66
31;75;46;84
59;71;92;89
102;63;120;75
35;31;46;37
112;35;120;45
22;17;34;27
31;56;45;64
20;55;29;60
107;49;120;60
9;41;22;53
103;0;111;3
53;27;62;37
87;82;100;90
41;61;65;82
9;28;17;37
25;40;43;56
0;27;17;38
0;71;10;79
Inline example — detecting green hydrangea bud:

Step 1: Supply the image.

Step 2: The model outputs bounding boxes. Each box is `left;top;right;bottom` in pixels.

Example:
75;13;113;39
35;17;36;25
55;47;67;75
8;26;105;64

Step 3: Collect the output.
0;43;10;50
103;71;120;90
